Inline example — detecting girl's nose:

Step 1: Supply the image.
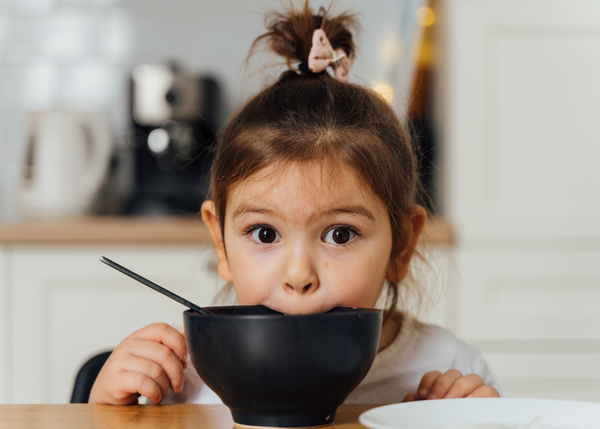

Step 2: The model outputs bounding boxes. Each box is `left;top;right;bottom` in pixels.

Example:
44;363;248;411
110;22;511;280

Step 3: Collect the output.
282;250;319;295
287;281;314;294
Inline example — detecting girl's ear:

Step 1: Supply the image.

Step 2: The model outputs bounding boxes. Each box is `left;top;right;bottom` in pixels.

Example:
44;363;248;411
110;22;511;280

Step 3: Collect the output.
386;205;427;282
201;200;233;282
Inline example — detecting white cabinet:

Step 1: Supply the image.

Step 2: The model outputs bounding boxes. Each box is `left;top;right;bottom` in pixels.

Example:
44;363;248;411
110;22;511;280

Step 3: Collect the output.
458;250;600;401
1;244;223;404
438;0;600;240
437;0;600;401
455;251;600;341
483;352;600;402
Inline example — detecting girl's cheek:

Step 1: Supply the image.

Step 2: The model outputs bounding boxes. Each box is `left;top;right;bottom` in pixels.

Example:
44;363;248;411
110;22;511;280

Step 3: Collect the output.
231;253;282;304
331;255;387;306
234;275;272;305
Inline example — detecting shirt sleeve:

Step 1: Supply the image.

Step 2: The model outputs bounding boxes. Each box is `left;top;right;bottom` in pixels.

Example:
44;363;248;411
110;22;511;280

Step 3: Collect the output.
458;344;503;396
439;328;503;397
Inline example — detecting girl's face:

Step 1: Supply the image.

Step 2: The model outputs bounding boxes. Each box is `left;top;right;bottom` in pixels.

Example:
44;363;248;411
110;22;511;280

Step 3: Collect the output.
204;162;396;315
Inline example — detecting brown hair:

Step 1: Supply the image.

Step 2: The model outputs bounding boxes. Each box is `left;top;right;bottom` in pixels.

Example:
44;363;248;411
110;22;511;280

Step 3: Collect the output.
250;2;357;70
208;1;419;318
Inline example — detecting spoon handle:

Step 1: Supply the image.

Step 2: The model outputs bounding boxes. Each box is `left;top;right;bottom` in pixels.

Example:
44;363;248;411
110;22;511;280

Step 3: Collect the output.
100;256;213;316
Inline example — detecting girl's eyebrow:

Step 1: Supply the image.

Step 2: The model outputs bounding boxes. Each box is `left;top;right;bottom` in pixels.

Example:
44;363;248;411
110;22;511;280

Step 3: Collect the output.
232;205;277;221
232;204;375;222
323;206;375;221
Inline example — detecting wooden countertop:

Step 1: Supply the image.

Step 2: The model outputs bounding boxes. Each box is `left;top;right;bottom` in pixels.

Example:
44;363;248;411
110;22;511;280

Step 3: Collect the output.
0;216;453;246
0;217;211;245
0;403;377;429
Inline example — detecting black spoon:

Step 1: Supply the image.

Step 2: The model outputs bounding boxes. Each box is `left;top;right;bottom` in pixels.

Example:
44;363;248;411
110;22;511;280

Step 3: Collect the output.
100;256;214;316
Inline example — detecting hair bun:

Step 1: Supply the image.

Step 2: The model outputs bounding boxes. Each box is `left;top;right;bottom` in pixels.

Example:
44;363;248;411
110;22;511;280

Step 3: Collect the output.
251;1;358;71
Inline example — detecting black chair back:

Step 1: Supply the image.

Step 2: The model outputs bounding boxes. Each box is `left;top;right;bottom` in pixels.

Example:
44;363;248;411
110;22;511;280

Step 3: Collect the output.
70;351;112;403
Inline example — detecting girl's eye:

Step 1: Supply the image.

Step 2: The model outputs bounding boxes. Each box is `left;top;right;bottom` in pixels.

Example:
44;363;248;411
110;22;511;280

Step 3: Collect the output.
323;227;357;245
250;227;281;244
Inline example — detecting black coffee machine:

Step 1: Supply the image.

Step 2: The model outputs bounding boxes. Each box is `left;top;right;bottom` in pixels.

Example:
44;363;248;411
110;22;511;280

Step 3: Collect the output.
123;63;220;216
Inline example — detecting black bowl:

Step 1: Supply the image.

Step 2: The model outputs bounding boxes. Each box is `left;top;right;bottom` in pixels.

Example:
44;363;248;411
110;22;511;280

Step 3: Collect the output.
183;306;382;428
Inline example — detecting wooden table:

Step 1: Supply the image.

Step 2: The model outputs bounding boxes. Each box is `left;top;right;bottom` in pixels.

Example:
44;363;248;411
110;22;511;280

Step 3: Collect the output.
0;404;378;429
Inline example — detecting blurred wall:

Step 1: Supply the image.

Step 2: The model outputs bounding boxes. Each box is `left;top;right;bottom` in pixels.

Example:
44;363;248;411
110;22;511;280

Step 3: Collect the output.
0;0;426;219
0;0;420;138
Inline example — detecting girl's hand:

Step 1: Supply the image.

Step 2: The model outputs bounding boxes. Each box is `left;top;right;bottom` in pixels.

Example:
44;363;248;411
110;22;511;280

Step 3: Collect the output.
403;370;500;402
89;323;188;405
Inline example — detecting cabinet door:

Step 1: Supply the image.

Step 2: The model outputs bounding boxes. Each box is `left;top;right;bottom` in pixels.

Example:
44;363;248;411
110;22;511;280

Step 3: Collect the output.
9;244;223;404
455;250;600;402
455;251;600;341
439;0;600;239
482;351;600;402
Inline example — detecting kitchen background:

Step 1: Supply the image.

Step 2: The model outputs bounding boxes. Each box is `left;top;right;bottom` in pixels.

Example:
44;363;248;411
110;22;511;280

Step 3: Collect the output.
0;0;427;221
1;0;600;407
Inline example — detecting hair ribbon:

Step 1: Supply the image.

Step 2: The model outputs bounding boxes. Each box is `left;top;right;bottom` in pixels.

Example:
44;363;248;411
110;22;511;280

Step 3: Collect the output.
307;29;350;82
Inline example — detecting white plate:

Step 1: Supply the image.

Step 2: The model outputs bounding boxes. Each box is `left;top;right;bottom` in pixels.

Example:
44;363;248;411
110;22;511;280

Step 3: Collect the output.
359;398;600;429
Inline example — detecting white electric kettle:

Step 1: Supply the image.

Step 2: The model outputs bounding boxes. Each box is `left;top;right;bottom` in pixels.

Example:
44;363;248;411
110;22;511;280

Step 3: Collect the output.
20;111;113;218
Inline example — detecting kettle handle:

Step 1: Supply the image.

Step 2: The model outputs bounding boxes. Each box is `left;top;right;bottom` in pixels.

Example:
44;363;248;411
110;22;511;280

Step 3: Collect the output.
76;113;113;201
19;115;43;208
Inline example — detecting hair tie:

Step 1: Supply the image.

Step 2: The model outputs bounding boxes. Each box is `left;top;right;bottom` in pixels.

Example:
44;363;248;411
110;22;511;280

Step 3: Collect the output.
298;59;326;76
302;29;350;82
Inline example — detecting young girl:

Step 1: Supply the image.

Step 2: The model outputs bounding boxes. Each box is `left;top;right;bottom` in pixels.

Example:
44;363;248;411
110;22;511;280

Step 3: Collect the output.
90;2;500;406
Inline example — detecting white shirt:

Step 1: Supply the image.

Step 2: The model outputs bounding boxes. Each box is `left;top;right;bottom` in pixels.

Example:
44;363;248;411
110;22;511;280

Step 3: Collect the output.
162;315;500;405
345;315;500;403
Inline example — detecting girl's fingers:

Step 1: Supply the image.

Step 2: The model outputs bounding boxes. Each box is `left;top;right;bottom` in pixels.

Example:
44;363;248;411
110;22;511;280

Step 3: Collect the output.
467;385;500;398
133;323;189;362
416;371;442;399
427;370;463;399
127;340;186;393
444;373;484;399
117;355;171;398
403;393;418;402
89;323;189;405
117;371;164;404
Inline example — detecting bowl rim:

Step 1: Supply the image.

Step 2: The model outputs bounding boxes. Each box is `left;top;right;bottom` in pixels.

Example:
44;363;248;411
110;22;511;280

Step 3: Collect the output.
183;306;382;319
